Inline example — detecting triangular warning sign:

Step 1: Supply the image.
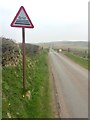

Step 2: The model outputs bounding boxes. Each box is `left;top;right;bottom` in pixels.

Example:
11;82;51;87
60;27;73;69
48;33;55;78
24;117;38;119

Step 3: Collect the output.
11;6;34;28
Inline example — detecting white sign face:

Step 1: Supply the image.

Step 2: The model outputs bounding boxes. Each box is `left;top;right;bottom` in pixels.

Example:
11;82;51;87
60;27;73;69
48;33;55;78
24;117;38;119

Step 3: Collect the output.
11;6;34;28
14;9;31;26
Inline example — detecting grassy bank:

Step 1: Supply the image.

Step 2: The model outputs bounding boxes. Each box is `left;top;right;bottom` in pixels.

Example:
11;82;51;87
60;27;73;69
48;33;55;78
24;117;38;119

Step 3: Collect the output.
64;52;89;69
2;50;52;118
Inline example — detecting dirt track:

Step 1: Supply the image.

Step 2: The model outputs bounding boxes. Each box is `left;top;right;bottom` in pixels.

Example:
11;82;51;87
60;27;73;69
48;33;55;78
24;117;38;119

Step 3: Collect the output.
49;49;88;118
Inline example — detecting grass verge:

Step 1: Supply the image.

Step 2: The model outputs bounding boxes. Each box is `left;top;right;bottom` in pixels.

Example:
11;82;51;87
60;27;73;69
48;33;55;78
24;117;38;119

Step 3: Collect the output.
64;52;89;70
2;50;52;118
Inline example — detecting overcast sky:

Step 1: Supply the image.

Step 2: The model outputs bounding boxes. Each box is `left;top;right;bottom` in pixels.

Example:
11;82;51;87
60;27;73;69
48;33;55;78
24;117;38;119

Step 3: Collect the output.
0;0;88;43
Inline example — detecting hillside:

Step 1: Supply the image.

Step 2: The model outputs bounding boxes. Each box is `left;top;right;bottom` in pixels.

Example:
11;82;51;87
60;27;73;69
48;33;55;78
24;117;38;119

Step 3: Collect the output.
37;41;88;50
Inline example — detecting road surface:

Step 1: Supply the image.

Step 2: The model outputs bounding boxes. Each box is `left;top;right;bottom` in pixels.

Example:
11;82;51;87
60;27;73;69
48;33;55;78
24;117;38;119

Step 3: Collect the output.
49;49;88;118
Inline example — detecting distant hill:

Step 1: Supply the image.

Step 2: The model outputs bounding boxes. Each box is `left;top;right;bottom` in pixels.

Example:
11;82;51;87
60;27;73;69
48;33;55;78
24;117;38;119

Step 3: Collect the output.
37;41;88;50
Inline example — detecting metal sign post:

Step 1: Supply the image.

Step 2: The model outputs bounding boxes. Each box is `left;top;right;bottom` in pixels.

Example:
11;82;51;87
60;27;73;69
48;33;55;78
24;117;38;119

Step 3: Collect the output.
22;28;26;90
10;6;34;90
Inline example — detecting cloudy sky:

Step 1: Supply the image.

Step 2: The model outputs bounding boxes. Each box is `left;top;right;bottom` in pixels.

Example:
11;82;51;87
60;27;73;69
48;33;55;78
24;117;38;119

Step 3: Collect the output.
0;0;88;43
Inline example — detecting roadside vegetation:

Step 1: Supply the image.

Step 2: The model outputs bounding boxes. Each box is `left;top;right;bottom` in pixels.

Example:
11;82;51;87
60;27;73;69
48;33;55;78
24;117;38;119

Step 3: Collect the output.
2;38;53;118
63;50;89;70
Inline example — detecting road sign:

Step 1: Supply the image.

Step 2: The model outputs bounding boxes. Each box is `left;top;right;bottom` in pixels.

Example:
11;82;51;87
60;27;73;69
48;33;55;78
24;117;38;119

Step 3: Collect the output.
11;6;34;28
10;6;34;90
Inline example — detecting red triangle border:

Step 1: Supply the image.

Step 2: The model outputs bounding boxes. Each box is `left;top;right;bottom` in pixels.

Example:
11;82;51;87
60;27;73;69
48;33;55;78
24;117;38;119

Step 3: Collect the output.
10;6;34;28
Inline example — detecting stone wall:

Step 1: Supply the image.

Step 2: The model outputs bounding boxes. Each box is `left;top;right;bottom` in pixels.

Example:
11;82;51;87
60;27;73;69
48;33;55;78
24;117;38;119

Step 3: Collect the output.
1;37;20;67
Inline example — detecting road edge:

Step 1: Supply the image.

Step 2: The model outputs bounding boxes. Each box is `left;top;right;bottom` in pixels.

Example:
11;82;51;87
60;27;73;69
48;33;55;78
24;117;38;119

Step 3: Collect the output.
48;53;61;118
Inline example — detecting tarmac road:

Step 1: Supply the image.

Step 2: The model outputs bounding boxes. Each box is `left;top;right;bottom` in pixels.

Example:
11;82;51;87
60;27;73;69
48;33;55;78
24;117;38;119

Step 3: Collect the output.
49;49;88;118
